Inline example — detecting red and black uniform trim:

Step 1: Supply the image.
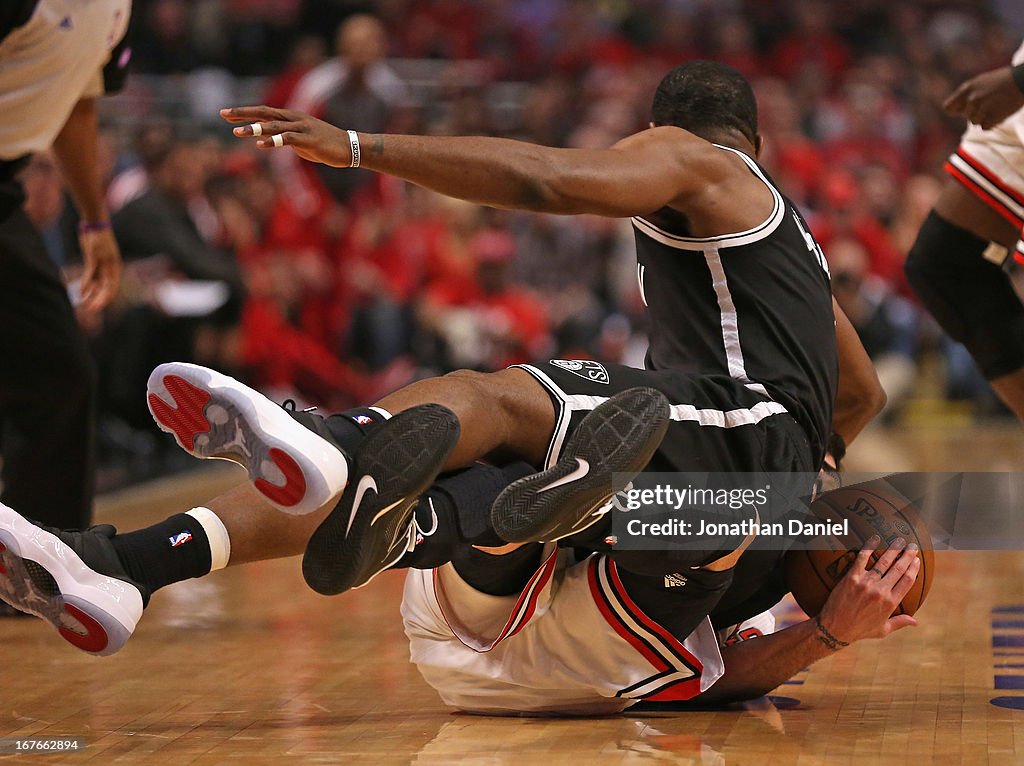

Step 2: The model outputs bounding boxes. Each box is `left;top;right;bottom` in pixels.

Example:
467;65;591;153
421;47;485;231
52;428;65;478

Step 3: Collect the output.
587;555;708;702
946;148;1024;230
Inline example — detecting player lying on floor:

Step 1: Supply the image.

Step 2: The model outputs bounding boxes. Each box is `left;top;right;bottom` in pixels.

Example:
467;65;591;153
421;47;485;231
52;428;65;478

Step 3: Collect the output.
1;60;899;711
0;366;915;714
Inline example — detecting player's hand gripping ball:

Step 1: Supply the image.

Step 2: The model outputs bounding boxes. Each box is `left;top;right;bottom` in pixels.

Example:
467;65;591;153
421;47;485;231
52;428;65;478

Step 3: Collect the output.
784;482;933;617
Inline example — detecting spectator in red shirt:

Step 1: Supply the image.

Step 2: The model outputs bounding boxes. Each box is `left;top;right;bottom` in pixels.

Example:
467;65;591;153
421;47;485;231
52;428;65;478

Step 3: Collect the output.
262;36;328;109
421;228;550;371
771;0;850;86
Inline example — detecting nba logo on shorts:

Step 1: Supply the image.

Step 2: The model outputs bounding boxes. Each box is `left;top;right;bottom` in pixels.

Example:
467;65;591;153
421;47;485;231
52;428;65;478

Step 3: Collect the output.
550;359;610;385
353;415;373;425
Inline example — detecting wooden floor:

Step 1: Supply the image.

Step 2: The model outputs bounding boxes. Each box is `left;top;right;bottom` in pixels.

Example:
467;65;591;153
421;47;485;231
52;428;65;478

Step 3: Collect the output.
3;425;1024;764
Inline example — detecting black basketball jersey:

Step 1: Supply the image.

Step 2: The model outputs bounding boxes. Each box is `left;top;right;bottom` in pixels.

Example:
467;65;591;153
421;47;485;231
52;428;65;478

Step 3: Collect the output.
632;145;837;460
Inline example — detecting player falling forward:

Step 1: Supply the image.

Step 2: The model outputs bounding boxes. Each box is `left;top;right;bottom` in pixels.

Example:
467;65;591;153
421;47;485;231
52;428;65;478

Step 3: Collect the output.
0;62;910;712
905;43;1024;419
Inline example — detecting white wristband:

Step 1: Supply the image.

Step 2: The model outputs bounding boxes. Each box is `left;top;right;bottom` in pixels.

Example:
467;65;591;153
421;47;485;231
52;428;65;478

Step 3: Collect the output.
347;129;361;168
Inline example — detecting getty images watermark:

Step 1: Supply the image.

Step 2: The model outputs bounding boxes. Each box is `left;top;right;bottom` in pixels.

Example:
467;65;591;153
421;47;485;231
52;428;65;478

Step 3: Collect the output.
604;471;1024;552
617;482;848;540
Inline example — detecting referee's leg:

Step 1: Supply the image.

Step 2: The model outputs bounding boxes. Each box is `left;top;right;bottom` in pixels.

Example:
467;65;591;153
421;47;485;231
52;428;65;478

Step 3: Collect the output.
0;207;96;529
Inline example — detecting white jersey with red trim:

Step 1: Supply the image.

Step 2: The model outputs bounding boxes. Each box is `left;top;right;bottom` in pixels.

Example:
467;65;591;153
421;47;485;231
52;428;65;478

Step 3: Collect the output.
401;549;772;715
946;40;1024;242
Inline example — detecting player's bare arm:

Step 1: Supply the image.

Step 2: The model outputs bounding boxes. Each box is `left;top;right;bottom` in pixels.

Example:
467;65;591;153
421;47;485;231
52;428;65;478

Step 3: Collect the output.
51;97;122;312
831;297;886;446
698;537;920;704
220;106;771;229
944;64;1024;130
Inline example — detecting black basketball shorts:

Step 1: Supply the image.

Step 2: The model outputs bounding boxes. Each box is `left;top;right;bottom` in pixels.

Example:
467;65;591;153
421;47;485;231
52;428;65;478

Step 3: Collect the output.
513;360;818;477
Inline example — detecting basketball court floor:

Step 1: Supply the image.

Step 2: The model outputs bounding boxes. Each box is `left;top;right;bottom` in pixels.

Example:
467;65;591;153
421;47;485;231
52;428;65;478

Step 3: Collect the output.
2;425;1023;764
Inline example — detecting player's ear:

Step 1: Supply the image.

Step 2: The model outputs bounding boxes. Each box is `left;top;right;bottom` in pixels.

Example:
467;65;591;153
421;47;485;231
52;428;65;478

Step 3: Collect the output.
754;133;765;159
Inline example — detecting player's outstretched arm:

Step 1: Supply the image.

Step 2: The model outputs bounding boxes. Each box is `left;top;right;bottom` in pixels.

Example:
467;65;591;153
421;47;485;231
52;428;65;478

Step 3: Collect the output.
943;63;1024;130
697;537;919;705
220;106;725;218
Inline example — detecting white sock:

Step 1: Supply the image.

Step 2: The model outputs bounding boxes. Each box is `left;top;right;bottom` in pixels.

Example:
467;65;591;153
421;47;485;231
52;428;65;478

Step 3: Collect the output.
186;507;231;571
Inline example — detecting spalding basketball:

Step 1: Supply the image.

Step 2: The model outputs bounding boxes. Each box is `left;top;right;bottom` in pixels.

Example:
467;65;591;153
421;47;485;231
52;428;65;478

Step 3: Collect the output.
783;482;934;617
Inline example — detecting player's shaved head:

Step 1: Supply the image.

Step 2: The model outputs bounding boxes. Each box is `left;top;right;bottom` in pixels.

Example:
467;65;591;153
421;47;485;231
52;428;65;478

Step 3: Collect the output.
652;61;759;146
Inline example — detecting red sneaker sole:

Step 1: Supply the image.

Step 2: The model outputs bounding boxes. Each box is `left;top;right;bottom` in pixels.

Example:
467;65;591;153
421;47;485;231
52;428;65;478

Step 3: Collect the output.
254;448;308;509
147;375;212;451
59;603;109;654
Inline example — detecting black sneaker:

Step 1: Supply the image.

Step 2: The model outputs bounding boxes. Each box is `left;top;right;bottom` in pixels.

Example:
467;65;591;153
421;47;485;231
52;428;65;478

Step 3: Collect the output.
490;387;670;543
302;404;460;596
0;504;149;655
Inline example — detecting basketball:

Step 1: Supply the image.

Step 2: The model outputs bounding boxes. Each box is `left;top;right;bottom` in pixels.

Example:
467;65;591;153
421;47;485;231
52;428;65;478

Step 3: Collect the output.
784;482;934;617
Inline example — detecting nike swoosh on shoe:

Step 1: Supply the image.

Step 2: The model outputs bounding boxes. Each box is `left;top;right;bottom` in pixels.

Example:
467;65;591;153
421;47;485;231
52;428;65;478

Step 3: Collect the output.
347;474;378;535
536;458;590;493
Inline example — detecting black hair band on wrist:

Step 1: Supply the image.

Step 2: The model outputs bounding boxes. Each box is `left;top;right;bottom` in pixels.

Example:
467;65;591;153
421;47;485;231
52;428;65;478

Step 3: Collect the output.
78;220;112;234
1012;63;1024;95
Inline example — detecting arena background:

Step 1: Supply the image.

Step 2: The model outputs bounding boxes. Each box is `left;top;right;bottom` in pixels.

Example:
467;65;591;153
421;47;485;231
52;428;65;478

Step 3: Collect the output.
17;0;1009;489
7;1;1024;762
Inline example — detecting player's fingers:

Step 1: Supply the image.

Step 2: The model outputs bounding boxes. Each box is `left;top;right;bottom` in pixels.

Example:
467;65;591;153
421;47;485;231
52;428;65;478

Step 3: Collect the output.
231;120;303;139
881;542;918;584
889;555;921;602
97;263;120;308
853;535;881;573
871;537;906;576
943;84;970;114
254;131;302;150
885;614;918;634
219;106;292;124
977;110;1001;130
78;259;98;299
80;266;117;311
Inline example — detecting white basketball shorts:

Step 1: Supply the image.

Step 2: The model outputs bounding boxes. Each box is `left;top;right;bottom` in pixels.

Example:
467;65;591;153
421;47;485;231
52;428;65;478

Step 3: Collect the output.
401;547;774;715
945;40;1024;244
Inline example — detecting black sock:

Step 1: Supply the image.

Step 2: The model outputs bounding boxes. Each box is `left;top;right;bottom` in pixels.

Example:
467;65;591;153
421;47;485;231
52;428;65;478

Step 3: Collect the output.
445;461;534;546
452;543;544;596
111;514;212;594
396;462;536;569
322;407;387;453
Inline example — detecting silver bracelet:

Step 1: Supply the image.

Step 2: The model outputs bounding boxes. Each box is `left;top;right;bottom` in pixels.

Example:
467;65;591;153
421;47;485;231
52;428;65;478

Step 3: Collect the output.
347;129;361;168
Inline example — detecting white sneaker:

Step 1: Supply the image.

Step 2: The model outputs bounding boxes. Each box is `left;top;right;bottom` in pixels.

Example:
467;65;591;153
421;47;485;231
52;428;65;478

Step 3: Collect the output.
146;362;350;515
0;503;146;656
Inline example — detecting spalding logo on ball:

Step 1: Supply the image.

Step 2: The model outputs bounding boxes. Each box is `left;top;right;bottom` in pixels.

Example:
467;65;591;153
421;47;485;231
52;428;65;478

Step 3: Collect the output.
784;481;934;617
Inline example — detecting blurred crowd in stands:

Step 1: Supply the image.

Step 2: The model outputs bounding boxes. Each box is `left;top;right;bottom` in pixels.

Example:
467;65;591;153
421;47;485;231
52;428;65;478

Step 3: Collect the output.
23;0;1024;485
